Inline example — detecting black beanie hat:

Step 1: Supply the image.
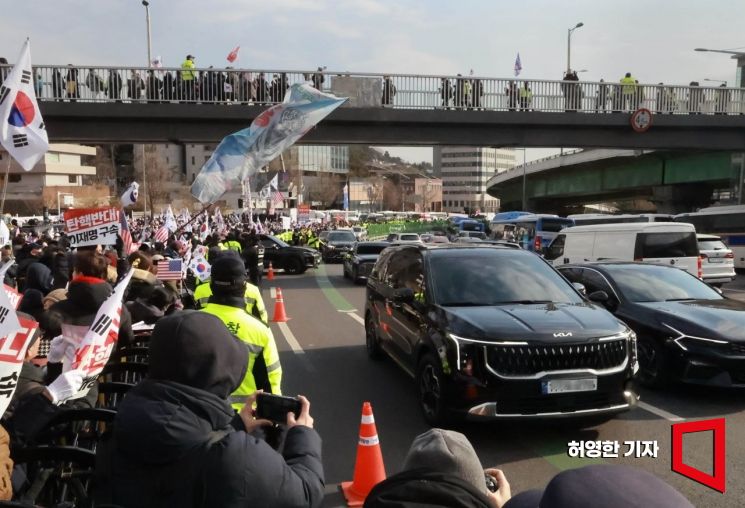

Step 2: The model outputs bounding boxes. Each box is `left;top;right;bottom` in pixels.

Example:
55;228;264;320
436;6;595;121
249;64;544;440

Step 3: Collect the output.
148;311;248;398
210;252;246;289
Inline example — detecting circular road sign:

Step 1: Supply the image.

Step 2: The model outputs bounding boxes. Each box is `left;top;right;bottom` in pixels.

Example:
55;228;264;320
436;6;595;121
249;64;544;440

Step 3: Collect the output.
630;108;653;133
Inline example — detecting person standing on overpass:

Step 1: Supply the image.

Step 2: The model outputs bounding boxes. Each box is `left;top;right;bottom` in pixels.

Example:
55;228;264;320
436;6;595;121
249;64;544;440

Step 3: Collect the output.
180;54;197;101
619;72;636;112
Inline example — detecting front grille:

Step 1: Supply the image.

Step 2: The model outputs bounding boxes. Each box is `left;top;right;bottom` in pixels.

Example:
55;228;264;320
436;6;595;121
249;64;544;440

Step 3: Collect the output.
729;343;745;355
357;262;373;275
497;391;624;415
486;339;628;377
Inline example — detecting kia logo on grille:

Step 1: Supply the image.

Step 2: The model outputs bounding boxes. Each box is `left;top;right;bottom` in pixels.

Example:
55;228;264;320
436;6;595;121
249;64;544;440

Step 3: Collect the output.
553;332;573;337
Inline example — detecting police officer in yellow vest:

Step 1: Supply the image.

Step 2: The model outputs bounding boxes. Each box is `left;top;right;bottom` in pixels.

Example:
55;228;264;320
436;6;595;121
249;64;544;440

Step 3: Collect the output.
201;254;282;410
181;54;197;101
620;72;636;112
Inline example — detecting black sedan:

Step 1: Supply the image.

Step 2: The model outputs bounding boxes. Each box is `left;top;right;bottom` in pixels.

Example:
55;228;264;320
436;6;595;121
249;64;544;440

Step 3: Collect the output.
259;234;320;275
559;262;745;388
342;242;389;283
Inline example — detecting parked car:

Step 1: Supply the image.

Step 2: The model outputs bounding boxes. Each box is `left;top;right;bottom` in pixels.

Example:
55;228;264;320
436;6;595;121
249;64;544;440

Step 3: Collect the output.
365;244;638;425
321;230;358;262
421;234;449;244
343;241;389;283
697;234;735;287
385;232;422;244
259;234;320;274
545;222;701;277
558;262;745;388
351;226;368;241
457;231;488;240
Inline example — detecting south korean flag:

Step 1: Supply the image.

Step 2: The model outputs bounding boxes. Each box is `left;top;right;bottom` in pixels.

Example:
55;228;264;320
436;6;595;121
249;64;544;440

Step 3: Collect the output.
0;39;48;171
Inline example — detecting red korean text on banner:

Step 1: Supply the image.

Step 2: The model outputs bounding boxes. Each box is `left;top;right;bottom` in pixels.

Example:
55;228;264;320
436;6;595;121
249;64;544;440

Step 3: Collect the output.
63;207;120;248
4;285;21;310
0;318;39;416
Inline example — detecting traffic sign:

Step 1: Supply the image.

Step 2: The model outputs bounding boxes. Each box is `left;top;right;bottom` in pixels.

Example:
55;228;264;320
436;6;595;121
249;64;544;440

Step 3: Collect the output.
630;108;653;133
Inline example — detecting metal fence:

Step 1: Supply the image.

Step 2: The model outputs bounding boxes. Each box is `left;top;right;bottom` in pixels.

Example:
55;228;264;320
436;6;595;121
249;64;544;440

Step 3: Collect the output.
4;64;745;115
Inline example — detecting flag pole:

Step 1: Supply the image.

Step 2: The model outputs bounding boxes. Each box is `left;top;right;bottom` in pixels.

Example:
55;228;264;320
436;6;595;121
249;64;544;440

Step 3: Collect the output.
173;202;213;237
0;158;12;216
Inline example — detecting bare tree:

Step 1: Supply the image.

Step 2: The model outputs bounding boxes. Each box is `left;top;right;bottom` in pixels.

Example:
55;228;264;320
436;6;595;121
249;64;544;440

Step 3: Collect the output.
306;173;342;208
139;145;184;213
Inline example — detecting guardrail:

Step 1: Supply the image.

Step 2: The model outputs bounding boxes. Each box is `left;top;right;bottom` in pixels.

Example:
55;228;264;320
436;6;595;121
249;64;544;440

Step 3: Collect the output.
4;65;745;115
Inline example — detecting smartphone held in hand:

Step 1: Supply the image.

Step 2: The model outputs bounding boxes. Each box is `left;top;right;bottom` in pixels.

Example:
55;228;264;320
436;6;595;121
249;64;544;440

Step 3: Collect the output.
256;393;302;424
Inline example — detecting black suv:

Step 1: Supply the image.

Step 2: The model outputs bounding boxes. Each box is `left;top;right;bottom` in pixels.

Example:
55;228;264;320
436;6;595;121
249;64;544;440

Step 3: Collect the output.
364;244;638;425
259;234;320;274
321;230;357;262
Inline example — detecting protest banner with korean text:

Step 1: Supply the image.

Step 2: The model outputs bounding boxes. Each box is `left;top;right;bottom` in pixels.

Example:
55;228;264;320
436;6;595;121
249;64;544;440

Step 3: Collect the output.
64;207;120;247
0;318;39;416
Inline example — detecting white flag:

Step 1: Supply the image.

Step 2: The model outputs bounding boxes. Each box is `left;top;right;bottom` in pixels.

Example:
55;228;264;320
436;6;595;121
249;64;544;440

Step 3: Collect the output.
120;181;139;208
0;221;9;247
64;267;135;400
0;281;21;340
164;205;177;232
0;40;48;171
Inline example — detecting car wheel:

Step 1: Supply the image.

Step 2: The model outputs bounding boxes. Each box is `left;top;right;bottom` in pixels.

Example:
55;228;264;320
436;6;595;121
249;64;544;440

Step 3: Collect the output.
285;258;304;275
417;351;452;426
637;336;671;389
365;313;383;360
352;267;359;283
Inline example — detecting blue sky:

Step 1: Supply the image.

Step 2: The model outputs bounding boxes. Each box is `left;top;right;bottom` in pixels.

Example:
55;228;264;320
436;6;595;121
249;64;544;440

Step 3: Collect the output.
2;0;743;163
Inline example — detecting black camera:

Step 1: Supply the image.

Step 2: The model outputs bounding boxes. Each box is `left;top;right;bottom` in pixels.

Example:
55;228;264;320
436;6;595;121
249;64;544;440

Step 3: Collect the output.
485;474;498;493
256;393;302;424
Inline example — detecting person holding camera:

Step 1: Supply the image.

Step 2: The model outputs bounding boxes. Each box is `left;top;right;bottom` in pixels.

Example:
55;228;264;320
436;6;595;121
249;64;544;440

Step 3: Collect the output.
96;311;324;508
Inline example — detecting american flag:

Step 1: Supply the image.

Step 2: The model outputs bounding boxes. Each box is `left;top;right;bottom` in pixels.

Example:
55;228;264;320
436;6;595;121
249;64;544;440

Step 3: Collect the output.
119;211;133;254
154;226;169;243
156;259;183;280
272;189;284;207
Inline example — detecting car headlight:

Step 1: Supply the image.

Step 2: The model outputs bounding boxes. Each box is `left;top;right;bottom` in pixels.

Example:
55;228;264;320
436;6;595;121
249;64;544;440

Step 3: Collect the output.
327;245;335;250
663;324;728;351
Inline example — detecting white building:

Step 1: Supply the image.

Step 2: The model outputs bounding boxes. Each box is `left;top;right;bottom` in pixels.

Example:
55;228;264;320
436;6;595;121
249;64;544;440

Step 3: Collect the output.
434;146;514;213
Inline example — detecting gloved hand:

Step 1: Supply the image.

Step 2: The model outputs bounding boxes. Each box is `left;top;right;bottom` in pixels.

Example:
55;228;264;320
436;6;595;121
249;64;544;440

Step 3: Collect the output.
47;336;76;364
45;370;84;405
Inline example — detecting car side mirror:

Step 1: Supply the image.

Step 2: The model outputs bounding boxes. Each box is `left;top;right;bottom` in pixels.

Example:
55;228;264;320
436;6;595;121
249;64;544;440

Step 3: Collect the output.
572;282;587;296
588;290;609;303
393;287;415;303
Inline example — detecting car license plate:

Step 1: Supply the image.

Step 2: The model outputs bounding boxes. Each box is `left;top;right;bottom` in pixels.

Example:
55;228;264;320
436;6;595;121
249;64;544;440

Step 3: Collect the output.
542;378;597;394
708;258;724;263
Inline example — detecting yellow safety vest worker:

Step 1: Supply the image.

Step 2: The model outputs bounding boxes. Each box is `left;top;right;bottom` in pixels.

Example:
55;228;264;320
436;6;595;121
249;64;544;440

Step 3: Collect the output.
519;88;532;99
181;59;196;81
193;281;267;324
201;303;282;410
620;76;636;95
224;240;242;253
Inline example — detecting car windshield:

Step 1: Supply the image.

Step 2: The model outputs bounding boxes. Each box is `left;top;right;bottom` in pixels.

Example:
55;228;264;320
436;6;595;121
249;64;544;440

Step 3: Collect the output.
328;231;356;242
400;234;419;241
603;264;724;302
266;235;289;248
430;250;583;306
356;244;387;255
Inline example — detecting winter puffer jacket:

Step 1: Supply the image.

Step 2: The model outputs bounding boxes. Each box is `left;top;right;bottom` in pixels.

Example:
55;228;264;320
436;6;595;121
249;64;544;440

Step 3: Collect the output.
364;469;494;508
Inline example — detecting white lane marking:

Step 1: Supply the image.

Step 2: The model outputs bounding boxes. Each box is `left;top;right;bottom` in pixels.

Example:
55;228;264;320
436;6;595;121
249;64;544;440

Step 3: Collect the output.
637;401;685;422
270;287;277;299
277;321;304;354
343;311;365;326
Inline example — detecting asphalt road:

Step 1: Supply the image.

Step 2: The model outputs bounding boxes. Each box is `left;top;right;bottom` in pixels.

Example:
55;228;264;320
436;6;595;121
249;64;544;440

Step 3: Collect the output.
264;264;745;508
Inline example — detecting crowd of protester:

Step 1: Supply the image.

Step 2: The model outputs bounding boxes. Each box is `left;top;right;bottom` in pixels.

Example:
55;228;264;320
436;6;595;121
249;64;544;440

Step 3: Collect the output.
0;211;698;507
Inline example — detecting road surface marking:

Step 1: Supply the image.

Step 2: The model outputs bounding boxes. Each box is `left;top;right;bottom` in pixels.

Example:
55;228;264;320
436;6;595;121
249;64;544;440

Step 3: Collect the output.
340;310;365;326
277;321;304;354
637;401;684;422
270;286;276;299
315;264;357;312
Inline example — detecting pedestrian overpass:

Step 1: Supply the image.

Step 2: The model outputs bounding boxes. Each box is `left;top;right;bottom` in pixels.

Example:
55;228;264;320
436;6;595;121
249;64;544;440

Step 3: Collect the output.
22;65;745;149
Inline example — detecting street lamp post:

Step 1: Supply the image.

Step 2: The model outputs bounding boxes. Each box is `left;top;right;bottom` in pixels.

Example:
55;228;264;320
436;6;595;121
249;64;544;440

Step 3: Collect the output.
704;78;728;85
142;1;152;67
567;22;584;74
695;48;745;87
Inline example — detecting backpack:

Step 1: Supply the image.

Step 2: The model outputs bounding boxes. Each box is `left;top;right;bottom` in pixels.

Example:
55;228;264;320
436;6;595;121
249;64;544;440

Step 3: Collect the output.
364;468;493;508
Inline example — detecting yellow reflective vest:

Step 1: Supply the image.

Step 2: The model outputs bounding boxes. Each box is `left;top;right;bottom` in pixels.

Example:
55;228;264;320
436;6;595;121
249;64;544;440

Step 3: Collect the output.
181;59;196;81
223;240;242;253
201;302;282;410
193;281;268;325
620;76;636;95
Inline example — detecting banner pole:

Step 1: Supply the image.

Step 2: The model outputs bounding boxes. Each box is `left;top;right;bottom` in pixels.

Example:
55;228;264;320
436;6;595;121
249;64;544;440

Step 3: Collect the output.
0;158;11;216
173;203;213;237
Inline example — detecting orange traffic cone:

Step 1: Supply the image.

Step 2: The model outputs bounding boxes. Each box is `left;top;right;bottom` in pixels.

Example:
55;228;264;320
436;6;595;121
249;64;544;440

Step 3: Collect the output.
272;287;289;322
267;262;275;281
341;402;386;506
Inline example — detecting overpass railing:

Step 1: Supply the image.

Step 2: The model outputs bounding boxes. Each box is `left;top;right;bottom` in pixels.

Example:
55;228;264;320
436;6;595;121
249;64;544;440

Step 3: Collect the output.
4;65;745;115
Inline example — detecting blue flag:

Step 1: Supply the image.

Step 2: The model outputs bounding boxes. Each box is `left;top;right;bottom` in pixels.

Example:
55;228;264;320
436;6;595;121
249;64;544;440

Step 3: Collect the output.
191;83;347;204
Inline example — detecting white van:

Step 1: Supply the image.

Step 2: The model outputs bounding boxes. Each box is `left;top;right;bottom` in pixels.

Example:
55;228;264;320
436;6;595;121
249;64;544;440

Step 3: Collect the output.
544;222;701;277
